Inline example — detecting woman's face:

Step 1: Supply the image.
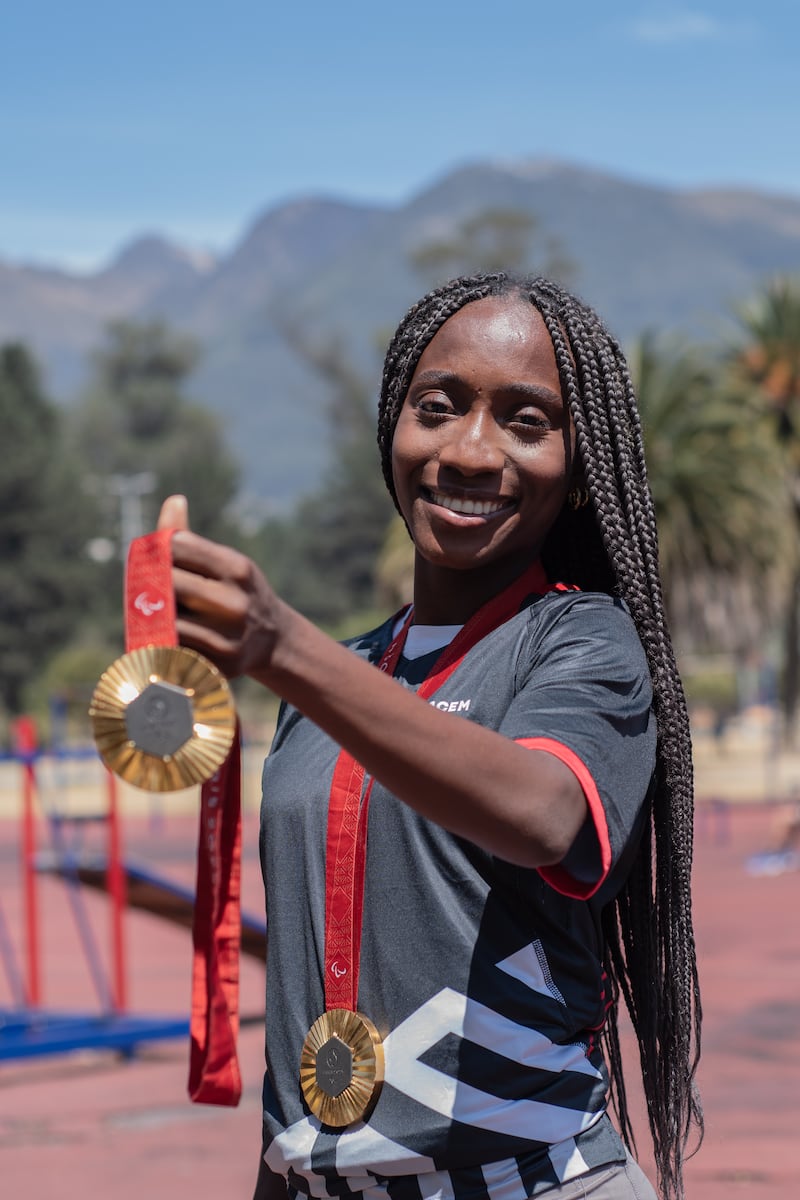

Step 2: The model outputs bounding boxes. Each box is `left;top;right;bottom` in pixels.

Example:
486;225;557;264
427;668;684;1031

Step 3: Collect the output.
391;295;578;583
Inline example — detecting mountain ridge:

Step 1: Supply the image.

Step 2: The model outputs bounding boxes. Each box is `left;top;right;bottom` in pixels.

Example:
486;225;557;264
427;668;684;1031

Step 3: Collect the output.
2;157;800;507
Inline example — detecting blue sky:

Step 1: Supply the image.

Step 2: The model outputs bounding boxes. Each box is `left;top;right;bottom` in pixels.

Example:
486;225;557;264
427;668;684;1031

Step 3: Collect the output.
2;1;797;270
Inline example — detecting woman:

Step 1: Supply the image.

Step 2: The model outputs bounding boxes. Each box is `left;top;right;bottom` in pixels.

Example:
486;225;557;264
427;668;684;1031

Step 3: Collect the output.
160;273;702;1200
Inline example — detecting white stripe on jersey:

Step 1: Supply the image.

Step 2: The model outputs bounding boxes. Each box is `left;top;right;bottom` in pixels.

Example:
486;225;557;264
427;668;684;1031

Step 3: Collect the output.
417;1167;458;1200
548;1136;591;1183
383;987;603;1141
334;1121;437;1175
263;1117;330;1196
496;940;567;1007
480;1157;529;1200
388;986;601;1083
265;1112;437;1189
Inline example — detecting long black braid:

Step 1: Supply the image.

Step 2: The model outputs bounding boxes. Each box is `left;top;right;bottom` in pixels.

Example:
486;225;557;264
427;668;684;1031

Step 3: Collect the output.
377;273;703;1200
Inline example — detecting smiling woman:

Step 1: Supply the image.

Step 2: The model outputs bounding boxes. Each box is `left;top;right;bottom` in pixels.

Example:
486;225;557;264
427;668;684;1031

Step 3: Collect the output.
156;271;702;1200
390;296;579;619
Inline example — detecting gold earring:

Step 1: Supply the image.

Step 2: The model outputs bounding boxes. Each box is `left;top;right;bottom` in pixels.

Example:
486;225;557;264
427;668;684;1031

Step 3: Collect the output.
568;487;590;511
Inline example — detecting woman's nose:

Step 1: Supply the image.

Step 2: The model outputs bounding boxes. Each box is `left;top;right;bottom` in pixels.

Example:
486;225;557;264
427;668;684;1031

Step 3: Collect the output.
437;409;505;475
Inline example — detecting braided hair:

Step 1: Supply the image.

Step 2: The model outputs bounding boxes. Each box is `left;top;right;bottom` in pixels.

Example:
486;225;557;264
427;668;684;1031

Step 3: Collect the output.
377;273;703;1200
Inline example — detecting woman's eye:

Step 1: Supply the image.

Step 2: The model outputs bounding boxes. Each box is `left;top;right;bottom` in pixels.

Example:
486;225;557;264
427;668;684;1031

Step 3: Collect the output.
416;393;453;416
509;411;550;434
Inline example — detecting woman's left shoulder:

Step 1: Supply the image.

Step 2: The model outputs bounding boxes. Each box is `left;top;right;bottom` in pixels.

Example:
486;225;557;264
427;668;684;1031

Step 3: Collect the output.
531;588;638;632
520;589;650;676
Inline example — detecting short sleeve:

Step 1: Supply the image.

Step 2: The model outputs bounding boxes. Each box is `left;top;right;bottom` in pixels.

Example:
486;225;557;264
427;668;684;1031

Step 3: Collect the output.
499;593;656;900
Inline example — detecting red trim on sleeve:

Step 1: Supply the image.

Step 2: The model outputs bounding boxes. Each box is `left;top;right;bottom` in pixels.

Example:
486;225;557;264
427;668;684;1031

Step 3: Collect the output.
515;736;612;900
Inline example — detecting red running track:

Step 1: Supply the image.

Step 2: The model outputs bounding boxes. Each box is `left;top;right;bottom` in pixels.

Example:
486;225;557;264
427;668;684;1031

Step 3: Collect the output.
0;804;798;1199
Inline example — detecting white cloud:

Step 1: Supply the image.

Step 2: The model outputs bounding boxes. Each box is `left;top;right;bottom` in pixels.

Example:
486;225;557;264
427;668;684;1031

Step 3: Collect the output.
630;10;724;43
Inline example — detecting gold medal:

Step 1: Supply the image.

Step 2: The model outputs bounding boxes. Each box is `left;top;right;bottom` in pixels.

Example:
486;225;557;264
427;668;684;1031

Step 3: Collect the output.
89;645;236;792
299;1008;384;1127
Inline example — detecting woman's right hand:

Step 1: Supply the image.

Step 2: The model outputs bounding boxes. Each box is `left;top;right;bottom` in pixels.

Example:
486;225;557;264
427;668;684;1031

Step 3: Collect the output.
156;494;290;686
155;504;586;870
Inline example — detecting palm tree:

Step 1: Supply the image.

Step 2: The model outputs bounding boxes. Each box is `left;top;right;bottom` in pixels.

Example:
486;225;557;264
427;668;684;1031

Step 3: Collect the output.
735;277;800;439
731;277;800;738
632;333;791;659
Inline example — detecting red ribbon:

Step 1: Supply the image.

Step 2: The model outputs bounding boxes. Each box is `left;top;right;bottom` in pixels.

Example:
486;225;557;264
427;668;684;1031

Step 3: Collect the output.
187;741;243;1106
125;531;243;1107
125;530;179;652
323;560;554;1014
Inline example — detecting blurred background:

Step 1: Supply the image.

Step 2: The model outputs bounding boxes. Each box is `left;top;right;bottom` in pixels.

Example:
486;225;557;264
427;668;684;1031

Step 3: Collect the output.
1;2;799;1197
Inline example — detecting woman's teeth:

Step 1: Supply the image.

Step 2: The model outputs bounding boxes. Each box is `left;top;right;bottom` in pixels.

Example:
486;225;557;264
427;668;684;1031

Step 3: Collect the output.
429;490;507;516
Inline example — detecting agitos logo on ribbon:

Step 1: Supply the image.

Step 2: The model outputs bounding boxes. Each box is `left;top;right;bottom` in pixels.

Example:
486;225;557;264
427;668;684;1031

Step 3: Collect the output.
89;528;244;1106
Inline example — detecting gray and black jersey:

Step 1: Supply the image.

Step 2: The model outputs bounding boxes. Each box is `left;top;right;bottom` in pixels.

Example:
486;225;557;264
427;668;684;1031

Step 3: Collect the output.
258;589;656;1199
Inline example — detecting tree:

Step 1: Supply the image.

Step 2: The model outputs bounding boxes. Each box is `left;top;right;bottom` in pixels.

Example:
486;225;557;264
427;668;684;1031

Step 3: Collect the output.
250;341;394;627
411;208;573;286
0;344;98;719
62;321;242;651
376;514;415;611
632;333;790;657
731;276;800;735
71;320;240;548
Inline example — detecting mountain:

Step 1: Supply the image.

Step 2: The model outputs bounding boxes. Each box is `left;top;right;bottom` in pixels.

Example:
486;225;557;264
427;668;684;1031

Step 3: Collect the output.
151;196;388;335
0;234;216;397
280;161;800;364
3;159;800;509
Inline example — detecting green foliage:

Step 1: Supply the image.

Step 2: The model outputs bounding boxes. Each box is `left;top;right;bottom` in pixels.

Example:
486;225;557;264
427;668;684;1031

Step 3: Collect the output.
632;332;790;654
0;322;246;727
681;661;740;716
0;344;99;718
733;275;800;446
22;637;119;742
730;276;800;736
70;320;240;543
324;607;397;643
249;342;394;625
376;514;415;610
635;333;789;578
63;319;243;649
411;208;574;286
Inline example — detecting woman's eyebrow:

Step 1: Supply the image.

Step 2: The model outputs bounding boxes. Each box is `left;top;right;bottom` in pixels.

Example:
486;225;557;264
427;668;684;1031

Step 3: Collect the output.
410;370;563;410
410;369;462;390
501;382;564;410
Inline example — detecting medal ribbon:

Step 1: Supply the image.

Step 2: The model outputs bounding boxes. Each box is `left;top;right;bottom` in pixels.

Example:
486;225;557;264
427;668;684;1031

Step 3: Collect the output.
324;559;554;1013
125;531;243;1107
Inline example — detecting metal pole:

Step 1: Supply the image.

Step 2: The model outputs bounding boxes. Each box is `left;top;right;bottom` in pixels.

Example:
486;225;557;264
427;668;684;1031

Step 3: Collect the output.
106;471;156;560
106;771;127;1012
21;756;40;1007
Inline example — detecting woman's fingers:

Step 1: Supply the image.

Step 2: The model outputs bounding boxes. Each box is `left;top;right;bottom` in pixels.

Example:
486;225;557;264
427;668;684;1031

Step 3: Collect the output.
169;530;253;587
173;614;246;669
172;566;249;632
150;502;281;680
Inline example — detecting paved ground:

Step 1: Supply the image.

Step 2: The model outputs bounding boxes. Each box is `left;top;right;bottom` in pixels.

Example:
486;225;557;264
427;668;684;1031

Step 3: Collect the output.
1;732;799;1199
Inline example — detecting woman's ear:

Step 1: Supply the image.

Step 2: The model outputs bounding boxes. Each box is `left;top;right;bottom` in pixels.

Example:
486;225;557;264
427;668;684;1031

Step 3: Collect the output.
565;462;590;511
